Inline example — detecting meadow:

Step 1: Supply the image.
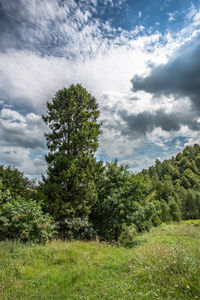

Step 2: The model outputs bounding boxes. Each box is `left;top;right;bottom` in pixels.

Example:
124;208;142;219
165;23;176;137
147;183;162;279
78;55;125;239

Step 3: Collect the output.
0;221;200;300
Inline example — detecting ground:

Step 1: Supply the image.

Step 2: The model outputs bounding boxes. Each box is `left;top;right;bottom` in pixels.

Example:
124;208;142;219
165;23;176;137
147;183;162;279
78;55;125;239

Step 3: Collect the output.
0;221;200;299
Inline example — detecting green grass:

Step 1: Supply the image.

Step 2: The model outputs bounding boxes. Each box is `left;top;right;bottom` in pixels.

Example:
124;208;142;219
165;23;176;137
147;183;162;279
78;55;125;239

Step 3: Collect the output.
0;221;200;299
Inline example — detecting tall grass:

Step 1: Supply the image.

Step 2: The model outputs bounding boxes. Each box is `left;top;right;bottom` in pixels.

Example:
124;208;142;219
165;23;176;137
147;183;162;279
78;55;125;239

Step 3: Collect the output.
0;221;200;299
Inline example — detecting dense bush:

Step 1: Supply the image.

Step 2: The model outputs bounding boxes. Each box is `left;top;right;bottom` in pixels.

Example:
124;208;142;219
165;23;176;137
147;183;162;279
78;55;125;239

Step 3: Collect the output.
118;223;138;245
90;161;161;242
0;166;36;200
60;217;96;240
0;184;12;208
92;192;159;241
131;201;161;232
0;197;57;243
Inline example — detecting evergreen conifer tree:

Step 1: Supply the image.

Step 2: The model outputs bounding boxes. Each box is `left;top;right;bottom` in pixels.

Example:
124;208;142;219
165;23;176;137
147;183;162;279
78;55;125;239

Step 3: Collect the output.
41;84;101;220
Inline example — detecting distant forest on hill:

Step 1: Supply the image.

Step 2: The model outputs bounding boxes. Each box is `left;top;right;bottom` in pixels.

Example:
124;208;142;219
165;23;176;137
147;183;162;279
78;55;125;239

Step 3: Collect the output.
142;143;200;221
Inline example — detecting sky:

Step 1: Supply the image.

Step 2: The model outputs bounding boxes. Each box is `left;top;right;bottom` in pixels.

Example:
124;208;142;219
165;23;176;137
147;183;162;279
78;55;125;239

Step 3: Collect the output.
0;0;200;179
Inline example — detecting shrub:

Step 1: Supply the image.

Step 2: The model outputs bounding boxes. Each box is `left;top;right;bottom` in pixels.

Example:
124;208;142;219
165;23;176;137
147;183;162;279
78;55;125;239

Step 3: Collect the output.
118;223;138;245
0;197;57;243
0;187;12;208
0;166;36;200
60;217;96;240
93;190;160;242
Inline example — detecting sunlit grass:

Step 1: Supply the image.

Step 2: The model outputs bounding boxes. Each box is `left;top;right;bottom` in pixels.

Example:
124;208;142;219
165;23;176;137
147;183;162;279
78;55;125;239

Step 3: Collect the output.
0;221;200;299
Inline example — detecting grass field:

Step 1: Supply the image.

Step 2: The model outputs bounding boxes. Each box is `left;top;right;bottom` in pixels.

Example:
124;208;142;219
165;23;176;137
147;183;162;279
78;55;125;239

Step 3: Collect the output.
0;221;200;299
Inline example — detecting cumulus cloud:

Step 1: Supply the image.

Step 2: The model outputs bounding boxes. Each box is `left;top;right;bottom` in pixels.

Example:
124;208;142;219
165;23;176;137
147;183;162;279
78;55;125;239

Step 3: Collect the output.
0;146;46;178
0;109;25;122
0;109;46;149
0;109;46;177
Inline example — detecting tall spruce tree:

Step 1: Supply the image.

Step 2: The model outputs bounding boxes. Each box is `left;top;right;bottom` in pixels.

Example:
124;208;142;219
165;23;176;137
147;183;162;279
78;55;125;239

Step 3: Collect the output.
42;84;101;220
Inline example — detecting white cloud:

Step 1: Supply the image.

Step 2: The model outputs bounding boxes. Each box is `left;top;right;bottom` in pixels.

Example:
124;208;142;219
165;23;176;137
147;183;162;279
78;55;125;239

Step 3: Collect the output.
0;146;46;177
0;109;25;122
167;11;178;22
0;109;46;177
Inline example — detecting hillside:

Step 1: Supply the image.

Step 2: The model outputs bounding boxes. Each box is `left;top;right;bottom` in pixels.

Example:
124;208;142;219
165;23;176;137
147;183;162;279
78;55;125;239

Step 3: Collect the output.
142;144;200;221
0;221;199;299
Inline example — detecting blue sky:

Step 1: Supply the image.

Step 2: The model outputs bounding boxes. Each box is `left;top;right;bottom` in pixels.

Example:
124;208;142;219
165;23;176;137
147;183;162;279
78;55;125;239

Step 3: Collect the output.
0;0;200;178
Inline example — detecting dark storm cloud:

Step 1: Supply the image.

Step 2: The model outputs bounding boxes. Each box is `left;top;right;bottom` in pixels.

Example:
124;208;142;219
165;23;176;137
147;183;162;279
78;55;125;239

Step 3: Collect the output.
118;108;200;137
131;33;200;110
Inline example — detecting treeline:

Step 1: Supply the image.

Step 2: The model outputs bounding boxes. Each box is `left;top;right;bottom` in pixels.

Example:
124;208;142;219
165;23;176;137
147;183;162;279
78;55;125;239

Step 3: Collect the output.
142;144;200;221
0;84;199;244
0;162;159;244
1;144;200;244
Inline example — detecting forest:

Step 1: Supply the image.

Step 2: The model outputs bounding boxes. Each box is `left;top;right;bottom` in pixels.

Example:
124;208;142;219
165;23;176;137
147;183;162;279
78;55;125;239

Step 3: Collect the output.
0;84;200;244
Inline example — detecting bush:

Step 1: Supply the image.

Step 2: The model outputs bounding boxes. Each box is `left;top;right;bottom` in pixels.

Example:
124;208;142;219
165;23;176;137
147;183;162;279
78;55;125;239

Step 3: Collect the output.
118;223;138;245
0;166;36;200
0;187;12;208
0;197;57;243
60;217;96;240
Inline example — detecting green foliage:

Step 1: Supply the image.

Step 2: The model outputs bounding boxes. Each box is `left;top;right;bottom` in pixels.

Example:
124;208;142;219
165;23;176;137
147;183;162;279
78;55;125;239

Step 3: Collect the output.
181;175;191;188
0;197;57;243
167;164;180;180
183;168;198;186
60;217;96;240
96;160;131;201
118;223;138;245
132;200;161;231
41;84;101;220
0;166;36;200
168;198;181;222
182;190;200;219
92;161;159;241
144;144;200;221
0;185;12;208
176;152;183;161
160;199;171;222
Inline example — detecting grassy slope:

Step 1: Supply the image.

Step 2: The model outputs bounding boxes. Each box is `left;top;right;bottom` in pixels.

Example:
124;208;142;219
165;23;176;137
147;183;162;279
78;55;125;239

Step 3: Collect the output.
0;221;200;300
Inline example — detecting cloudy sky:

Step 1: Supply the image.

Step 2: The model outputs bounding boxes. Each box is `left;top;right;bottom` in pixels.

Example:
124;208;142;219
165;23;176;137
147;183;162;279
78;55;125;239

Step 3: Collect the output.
0;0;200;178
